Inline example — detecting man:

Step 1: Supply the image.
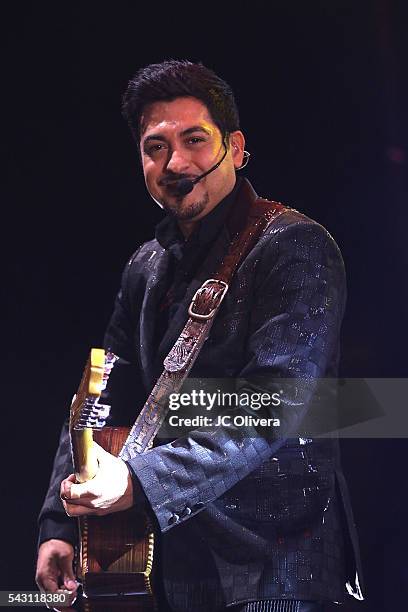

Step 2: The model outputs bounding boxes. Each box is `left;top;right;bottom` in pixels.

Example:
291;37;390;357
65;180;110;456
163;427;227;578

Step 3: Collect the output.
36;60;363;611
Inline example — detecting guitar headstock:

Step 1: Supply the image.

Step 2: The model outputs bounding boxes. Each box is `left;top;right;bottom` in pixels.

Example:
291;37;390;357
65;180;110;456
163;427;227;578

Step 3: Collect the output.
69;348;118;432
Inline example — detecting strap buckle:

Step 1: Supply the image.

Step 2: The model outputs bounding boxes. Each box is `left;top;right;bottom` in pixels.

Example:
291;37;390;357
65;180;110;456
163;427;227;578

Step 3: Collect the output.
188;279;229;321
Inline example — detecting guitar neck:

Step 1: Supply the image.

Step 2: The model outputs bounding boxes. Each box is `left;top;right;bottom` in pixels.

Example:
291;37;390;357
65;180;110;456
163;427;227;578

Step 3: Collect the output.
71;428;98;483
69;348;118;484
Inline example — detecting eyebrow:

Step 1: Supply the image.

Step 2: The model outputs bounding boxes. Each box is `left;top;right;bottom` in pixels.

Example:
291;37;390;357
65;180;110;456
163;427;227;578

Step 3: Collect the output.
181;126;212;137
142;125;212;145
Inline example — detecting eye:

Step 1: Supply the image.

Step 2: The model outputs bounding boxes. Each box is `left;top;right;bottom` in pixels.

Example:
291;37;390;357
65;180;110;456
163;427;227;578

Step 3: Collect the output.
187;136;206;145
144;143;167;157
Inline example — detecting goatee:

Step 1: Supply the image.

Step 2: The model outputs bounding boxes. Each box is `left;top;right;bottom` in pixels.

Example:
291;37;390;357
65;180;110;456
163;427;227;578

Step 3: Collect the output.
161;193;209;221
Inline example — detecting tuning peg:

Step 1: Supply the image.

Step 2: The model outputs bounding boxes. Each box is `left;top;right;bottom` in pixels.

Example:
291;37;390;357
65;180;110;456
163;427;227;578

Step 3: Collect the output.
74;401;111;430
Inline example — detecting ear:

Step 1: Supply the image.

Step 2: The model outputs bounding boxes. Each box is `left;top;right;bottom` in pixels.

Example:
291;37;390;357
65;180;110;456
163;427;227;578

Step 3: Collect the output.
229;131;246;169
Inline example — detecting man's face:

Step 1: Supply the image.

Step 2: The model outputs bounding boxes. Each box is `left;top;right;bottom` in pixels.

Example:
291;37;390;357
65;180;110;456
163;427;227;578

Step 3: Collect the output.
140;97;244;224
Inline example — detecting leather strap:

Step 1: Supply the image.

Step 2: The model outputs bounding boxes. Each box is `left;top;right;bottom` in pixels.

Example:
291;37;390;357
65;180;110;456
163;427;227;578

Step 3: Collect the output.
119;197;286;460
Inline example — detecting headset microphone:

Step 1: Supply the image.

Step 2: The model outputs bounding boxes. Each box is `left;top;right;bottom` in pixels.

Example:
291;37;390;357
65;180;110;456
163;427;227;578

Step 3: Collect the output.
175;140;228;196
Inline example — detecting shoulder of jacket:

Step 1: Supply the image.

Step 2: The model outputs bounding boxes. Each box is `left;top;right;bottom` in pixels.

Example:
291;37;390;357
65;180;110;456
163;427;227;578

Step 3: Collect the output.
250;200;344;272
125;238;165;268
259;201;340;248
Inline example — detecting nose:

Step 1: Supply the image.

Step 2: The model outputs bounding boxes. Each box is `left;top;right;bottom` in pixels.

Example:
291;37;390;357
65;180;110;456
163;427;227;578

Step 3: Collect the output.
166;147;190;174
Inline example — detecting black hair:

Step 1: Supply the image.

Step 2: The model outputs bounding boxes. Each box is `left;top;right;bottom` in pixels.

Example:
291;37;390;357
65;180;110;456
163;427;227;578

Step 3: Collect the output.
121;60;240;144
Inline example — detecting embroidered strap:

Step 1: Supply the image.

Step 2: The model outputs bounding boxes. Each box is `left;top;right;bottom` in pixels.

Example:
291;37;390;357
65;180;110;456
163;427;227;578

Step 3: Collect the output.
119;198;286;460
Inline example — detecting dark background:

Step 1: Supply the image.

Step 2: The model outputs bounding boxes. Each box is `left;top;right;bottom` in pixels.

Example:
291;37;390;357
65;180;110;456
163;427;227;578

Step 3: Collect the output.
3;1;408;610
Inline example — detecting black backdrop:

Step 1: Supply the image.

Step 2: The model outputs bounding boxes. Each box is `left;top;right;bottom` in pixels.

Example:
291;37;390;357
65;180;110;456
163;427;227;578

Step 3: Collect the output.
3;2;408;610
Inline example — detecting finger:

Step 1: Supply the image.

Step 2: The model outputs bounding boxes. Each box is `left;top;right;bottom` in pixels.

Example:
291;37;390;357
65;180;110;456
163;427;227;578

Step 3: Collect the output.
68;482;89;500
60;475;76;500
38;574;59;593
59;554;77;593
48;589;77;611
65;503;106;517
63;500;99;517
62;483;79;501
61;479;96;503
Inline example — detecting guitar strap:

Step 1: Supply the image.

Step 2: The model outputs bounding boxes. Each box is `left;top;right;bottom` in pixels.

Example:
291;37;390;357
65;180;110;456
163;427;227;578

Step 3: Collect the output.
119;196;287;460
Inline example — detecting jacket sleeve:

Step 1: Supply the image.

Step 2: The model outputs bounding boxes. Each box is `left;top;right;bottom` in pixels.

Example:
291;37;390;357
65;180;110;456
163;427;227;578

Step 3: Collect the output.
37;246;147;546
37;420;77;547
124;218;347;533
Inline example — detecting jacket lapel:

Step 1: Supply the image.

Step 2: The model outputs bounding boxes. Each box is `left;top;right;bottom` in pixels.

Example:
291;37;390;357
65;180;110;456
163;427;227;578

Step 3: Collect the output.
138;247;171;387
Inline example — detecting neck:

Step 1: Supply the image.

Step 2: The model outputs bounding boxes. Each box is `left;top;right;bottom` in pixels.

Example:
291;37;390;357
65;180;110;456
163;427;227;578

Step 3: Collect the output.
178;219;198;239
177;177;237;239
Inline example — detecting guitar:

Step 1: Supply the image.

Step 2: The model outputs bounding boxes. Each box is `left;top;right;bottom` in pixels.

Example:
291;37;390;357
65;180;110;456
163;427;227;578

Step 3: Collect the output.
69;348;155;611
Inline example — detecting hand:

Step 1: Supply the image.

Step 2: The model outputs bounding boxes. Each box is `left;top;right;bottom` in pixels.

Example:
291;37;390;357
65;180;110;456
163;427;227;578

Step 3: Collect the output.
60;442;134;516
35;539;77;611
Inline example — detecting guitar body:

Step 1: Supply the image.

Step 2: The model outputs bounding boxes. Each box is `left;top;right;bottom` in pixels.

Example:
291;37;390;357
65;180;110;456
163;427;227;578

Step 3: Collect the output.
78;427;155;611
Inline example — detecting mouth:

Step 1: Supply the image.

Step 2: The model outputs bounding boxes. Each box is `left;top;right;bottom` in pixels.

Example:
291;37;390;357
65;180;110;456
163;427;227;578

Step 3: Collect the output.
162;183;183;198
159;176;197;188
159;181;195;200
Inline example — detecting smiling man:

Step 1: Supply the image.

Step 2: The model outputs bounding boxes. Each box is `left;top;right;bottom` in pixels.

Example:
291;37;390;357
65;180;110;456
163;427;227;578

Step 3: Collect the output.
36;60;363;612
141;97;244;230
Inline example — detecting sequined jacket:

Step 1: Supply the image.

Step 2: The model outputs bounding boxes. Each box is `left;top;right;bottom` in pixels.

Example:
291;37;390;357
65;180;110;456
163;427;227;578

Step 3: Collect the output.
39;179;363;611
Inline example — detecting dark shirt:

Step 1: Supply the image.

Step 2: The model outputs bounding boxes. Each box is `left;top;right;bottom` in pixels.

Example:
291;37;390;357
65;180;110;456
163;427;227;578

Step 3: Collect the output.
153;177;242;348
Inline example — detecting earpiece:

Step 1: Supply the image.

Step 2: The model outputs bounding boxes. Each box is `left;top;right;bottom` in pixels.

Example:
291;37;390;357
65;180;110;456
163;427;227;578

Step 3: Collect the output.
236;150;251;170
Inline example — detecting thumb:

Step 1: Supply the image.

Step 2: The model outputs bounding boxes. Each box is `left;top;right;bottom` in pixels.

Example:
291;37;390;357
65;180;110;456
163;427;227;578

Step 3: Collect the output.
60;554;77;592
93;441;114;464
